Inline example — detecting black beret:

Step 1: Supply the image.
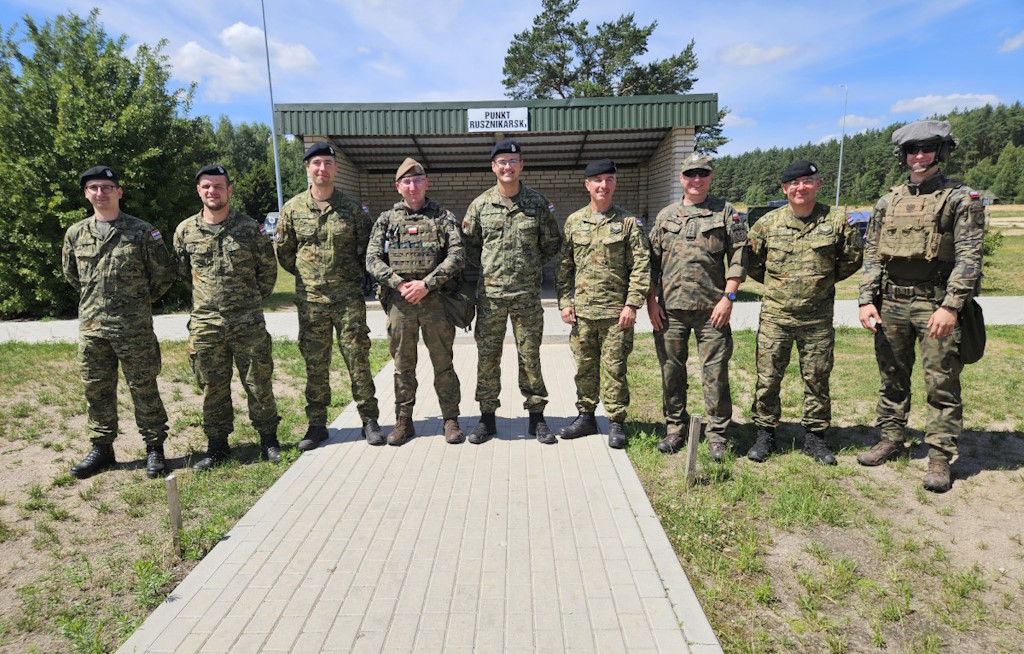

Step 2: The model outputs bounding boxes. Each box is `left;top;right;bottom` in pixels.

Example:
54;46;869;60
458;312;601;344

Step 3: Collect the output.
584;159;617;177
79;166;118;189
490;139;521;160
195;164;230;183
781;160;819;183
303;141;336;162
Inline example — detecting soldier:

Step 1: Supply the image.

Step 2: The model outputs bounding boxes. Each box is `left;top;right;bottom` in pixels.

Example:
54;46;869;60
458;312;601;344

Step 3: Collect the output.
856;120;984;493
174;164;282;470
366;158;466;445
62;166;177;479
746;160;863;465
647;154;748;461
556;159;651;449
462;139;563;444
276;142;383;450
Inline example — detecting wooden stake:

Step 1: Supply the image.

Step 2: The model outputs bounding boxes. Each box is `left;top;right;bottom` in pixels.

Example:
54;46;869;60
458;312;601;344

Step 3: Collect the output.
684;415;702;487
166;474;182;558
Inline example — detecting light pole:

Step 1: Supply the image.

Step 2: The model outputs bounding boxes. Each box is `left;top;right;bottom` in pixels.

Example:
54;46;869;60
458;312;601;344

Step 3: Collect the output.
261;0;284;211
835;84;848;207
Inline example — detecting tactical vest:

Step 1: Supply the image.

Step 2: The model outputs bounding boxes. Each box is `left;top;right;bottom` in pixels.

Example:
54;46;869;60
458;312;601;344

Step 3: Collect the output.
387;215;441;277
877;186;955;262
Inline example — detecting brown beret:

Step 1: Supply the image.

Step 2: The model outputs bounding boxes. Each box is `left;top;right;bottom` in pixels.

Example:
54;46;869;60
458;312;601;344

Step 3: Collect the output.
395;157;425;182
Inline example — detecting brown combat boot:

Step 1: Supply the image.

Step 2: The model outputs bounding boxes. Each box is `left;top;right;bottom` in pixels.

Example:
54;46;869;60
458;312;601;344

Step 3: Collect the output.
444;418;464;444
387;415;415;447
657;432;685;454
923;458;952;493
856;439;905;466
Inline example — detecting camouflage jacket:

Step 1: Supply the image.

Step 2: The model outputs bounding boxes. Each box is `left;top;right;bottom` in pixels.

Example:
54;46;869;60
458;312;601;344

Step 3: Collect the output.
366;199;465;291
650;196;748;311
62;212;176;336
748;202;863;324
173;209;277;329
276;188;371;302
858;172;984;312
556;203;651;320
462;184;562;299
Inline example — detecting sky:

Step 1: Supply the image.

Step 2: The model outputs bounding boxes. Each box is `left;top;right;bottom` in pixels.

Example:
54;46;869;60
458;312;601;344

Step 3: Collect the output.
1;0;1021;156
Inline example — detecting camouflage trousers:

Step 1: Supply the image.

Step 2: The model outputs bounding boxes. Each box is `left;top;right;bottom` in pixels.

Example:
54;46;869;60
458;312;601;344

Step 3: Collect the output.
874;295;962;459
387;292;460;419
474;295;548;413
570;317;634;423
297;295;379;426
653;308;733;443
753;319;834;432
78;331;168;445
188;323;280;440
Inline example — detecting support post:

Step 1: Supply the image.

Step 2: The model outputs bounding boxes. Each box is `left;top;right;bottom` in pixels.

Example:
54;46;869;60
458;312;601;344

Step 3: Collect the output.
684;415;702;486
166;474;182;558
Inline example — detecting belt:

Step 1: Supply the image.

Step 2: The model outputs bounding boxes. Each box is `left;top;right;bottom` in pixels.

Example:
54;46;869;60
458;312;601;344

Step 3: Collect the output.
883;280;943;300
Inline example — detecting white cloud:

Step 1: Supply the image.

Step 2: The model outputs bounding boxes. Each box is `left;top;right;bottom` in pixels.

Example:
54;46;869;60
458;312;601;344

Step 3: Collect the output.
998;30;1024;53
843;114;883;128
818;134;840;144
890;93;999;115
368;59;404;78
717;43;798;67
723;113;757;128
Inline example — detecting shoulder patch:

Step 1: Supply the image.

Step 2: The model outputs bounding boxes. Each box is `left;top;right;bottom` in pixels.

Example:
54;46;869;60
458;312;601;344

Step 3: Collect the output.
547;202;555;212
361;204;369;213
969;191;980;200
151;228;162;240
635;218;644;227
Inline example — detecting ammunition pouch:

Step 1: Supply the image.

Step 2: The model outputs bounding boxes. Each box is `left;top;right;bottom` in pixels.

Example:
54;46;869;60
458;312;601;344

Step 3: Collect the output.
958;298;985;365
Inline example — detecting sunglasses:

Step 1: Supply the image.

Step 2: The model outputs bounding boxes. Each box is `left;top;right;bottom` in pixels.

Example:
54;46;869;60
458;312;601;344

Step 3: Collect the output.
904;143;939;154
682;169;711;178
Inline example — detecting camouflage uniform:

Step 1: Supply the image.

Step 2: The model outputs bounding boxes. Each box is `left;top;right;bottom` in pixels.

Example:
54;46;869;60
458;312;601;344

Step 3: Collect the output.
276;188;379;426
173;209;280;440
366;199;465;418
462;185;562;413
650;197;748;443
556;204;651;422
748;202;863;432
62;212;176;445
859;173;984;459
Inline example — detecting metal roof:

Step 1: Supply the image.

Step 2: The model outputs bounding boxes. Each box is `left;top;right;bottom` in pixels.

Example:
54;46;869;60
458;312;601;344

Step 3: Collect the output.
275;94;717;173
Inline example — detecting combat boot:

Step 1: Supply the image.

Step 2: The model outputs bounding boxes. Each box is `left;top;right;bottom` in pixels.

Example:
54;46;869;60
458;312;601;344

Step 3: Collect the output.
71;443;116;479
192;438;230;472
856;439;904;466
388;415;415;447
923;458;952;493
746;428;775;463
469;413;496;445
297;425;329;452
708;440;729;462
802;430;837;466
657;432;685;454
260;431;282;464
363;419;385;446
559;412;598;440
145;444;166;479
528;413;556;445
607;421;627;449
444;418;465;444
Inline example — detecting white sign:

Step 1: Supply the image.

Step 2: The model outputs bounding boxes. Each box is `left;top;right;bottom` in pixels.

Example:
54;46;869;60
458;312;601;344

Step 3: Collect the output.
467;107;529;132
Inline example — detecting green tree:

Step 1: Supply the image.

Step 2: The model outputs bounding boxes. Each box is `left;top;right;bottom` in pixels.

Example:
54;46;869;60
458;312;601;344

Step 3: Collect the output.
0;9;208;318
502;0;726;153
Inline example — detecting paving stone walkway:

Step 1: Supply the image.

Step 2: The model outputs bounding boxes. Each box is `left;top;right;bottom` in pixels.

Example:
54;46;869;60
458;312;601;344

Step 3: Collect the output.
117;343;722;653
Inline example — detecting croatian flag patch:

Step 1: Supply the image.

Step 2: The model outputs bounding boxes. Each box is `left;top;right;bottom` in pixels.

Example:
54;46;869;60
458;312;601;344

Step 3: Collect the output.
151;229;162;240
547;202;555;212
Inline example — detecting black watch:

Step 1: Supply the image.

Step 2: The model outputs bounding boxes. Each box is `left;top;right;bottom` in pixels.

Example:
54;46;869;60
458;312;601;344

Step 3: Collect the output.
724;292;736;302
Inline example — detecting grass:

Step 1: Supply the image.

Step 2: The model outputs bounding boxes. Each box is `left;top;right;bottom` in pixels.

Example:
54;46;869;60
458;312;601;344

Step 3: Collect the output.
625;328;1024;652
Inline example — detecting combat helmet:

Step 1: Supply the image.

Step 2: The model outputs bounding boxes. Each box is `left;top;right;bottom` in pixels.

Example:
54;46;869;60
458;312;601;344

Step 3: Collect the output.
891;119;957;167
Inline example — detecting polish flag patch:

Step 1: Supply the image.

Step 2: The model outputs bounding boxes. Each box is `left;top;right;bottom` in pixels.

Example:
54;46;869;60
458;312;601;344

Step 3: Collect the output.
969;191;980;199
407;226;418;234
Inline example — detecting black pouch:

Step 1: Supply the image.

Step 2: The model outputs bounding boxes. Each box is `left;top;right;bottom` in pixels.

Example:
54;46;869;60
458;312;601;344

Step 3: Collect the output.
958;298;986;365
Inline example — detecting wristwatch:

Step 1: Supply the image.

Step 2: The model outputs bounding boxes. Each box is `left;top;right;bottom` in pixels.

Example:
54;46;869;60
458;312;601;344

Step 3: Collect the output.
724;292;737;302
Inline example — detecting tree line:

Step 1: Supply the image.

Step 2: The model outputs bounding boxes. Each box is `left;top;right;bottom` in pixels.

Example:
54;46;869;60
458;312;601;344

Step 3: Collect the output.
710;102;1024;207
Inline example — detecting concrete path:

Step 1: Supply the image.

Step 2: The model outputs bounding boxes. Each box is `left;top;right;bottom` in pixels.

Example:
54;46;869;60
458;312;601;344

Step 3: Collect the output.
5;296;1024;344
117;344;721;654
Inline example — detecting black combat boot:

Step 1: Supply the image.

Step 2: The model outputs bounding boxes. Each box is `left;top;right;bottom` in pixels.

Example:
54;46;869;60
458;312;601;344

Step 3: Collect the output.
559;412;598;440
657;431;685;454
802;430;837;466
528;413;556;445
746;428;775;463
192;438;230;472
71;443;116;479
260;431;282;464
469;412;496;445
297;425;329;452
607;421;627;449
145;444;166;479
708;440;729;462
363;419;385;446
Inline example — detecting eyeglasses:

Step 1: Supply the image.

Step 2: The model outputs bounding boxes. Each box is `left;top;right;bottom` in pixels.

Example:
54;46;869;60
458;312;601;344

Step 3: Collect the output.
398;175;427;188
682;169;711;179
85;184;117;194
493;158;521;169
904;143;939;155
